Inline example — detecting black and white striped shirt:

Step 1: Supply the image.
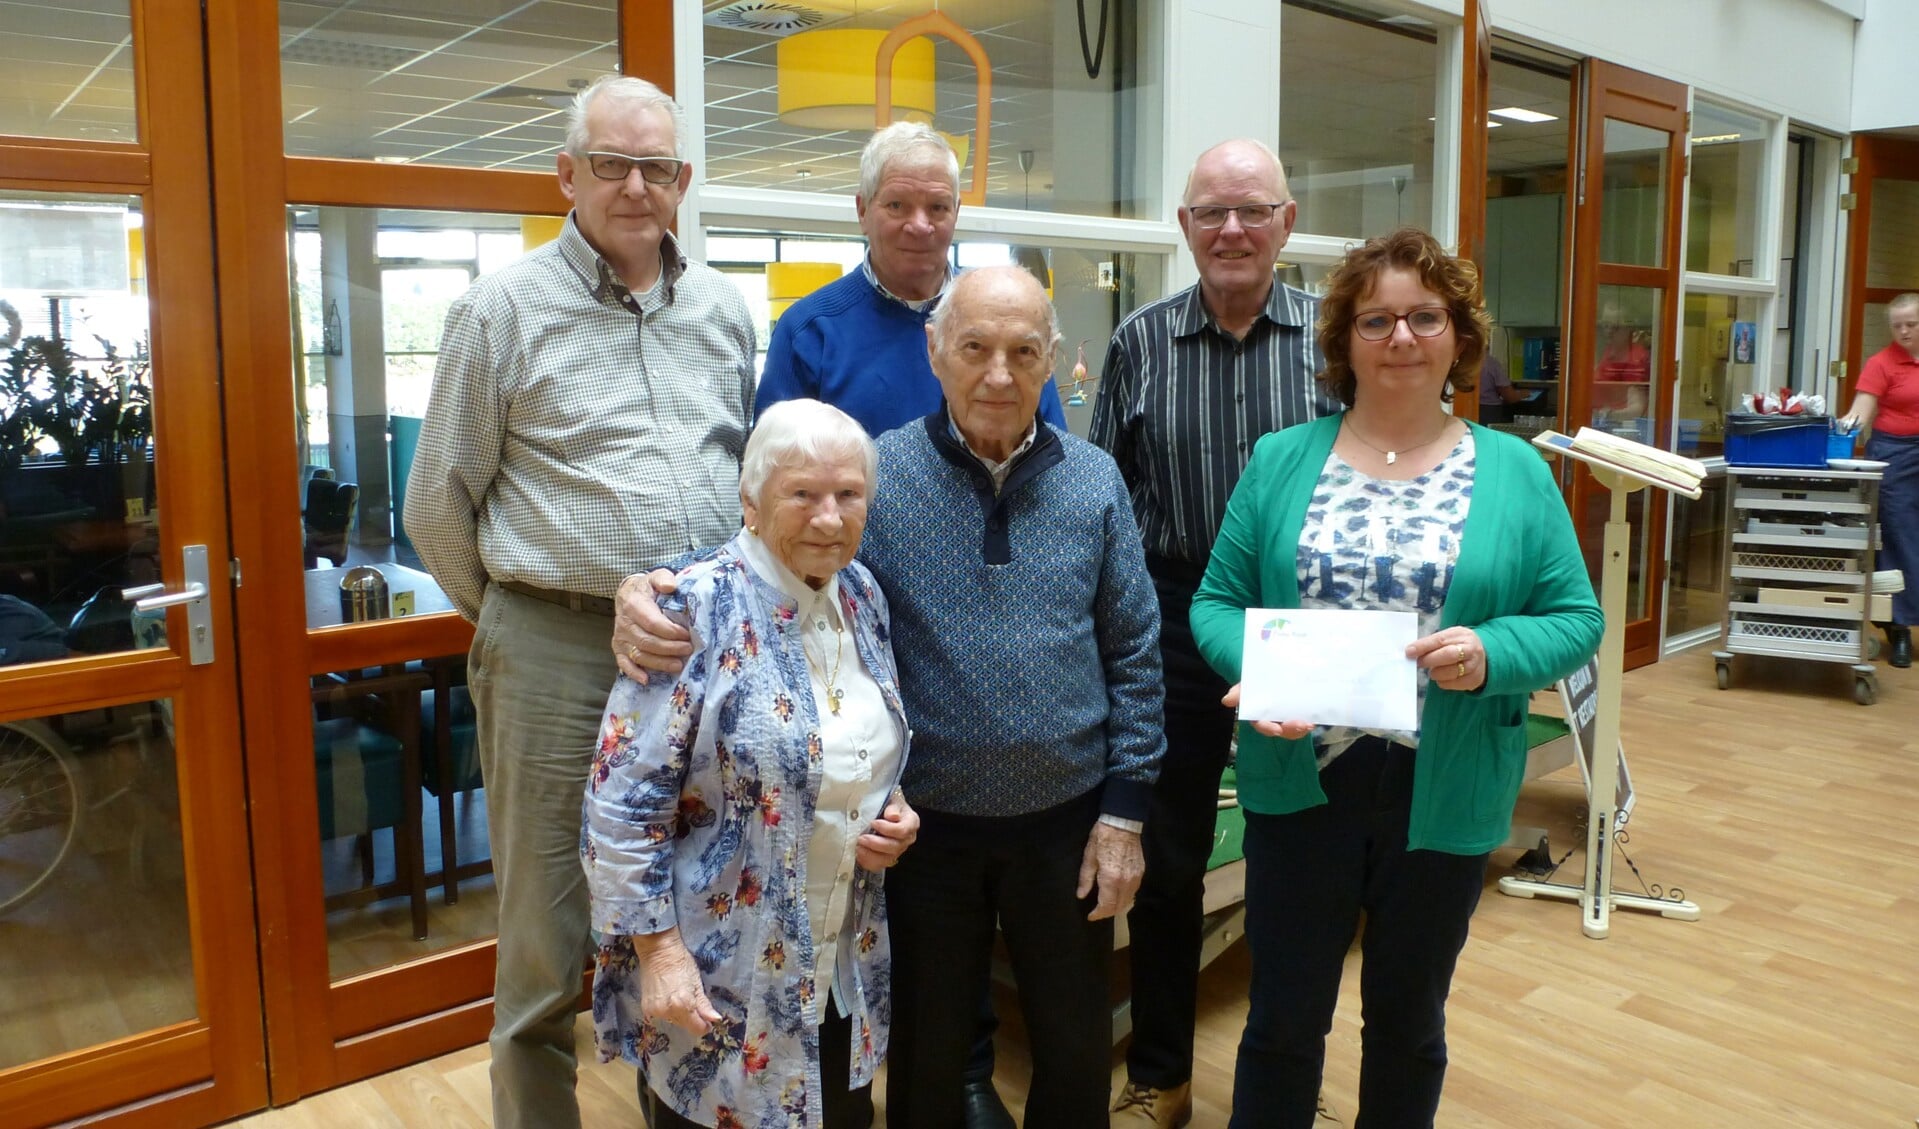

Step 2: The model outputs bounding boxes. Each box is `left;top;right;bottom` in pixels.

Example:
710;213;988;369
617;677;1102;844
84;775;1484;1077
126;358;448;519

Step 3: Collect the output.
1089;282;1338;568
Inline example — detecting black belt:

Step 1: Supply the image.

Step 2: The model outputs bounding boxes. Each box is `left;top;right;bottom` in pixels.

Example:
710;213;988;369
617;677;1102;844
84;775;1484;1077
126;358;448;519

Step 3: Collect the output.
497;580;615;616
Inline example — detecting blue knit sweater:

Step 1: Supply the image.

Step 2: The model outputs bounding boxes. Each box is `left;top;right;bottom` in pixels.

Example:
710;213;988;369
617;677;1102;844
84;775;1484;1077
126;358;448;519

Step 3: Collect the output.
755;268;1067;437
858;411;1165;820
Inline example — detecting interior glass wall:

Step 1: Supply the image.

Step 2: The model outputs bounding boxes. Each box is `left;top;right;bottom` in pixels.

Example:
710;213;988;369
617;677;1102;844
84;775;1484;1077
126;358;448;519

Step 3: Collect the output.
1280;0;1439;239
1480;53;1572;438
0;1;137;143
700;0;1161;218
278;0;619;169
1686;102;1770;278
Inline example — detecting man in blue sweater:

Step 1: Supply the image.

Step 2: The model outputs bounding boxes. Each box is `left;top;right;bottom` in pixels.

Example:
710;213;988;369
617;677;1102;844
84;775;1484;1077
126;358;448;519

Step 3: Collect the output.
614;266;1164;1127
754;121;1066;440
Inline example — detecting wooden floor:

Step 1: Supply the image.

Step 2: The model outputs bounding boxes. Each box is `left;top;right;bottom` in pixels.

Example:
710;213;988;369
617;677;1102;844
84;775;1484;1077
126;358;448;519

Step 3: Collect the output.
230;644;1919;1127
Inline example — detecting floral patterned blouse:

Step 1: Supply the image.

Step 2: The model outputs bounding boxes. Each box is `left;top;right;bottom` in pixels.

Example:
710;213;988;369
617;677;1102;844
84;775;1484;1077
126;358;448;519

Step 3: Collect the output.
582;529;909;1129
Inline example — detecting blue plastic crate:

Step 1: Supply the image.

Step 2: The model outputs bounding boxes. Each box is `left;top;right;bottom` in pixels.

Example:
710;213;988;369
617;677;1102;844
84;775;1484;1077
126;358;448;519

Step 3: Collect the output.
1724;413;1828;468
1827;428;1859;460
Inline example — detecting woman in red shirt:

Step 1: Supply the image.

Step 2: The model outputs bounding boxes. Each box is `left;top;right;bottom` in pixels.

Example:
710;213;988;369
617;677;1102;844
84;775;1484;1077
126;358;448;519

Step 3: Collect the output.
1840;293;1919;667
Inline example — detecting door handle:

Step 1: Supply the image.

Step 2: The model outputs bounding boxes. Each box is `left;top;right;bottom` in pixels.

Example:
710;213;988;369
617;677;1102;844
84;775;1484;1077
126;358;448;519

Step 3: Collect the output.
123;544;216;665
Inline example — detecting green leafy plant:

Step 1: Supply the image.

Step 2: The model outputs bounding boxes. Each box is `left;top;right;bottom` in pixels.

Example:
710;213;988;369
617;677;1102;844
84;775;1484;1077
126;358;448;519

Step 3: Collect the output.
0;335;152;481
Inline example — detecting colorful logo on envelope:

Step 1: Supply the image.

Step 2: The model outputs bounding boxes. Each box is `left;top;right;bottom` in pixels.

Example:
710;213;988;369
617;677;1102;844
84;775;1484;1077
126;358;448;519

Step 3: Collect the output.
1259;616;1289;641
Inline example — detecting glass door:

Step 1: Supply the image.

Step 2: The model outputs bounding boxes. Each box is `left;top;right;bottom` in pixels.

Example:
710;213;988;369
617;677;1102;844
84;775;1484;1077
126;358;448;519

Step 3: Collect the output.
1563;61;1689;669
0;3;266;1124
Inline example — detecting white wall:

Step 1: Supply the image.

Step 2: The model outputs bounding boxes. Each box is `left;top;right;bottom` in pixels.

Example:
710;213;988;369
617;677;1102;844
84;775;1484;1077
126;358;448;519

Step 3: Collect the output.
1851;0;1919;133
1471;0;1857;131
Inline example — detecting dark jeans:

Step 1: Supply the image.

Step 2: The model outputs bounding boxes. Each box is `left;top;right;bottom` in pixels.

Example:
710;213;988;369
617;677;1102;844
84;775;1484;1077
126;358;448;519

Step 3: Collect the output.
1231;737;1489;1129
887;792;1113;1129
638;1002;873;1129
1123;557;1236;1089
1868;431;1919;624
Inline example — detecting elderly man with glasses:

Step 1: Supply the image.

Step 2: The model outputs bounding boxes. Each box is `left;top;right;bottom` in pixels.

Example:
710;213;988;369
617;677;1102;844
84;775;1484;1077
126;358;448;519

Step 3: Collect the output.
1089;138;1341;1129
405;74;754;1129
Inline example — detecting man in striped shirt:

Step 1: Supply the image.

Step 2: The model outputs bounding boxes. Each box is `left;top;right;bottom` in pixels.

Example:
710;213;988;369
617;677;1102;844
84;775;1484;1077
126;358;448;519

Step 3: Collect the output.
404;75;754;1129
1093;138;1339;1129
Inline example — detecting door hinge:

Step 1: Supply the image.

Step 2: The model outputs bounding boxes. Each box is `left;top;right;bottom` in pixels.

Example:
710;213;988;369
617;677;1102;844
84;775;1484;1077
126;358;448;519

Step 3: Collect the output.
1840;193;1858;211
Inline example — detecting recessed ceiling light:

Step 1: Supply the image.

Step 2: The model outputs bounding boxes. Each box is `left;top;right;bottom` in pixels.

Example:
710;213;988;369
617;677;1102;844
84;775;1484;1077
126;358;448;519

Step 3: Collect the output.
1487;121;1502;128
373;155;410;164
1490;106;1558;124
1690;132;1742;146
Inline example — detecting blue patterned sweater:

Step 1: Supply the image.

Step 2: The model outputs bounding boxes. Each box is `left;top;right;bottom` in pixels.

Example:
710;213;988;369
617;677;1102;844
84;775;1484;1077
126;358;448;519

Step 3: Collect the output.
858;411;1166;820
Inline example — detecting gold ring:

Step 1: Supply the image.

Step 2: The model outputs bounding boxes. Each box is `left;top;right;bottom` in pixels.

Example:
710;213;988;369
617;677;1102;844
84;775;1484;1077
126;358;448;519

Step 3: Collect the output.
627;645;641;661
1456;661;1467;679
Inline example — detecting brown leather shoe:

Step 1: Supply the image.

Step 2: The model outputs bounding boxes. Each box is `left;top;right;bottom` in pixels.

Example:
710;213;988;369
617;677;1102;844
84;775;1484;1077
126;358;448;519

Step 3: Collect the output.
1112;1080;1192;1128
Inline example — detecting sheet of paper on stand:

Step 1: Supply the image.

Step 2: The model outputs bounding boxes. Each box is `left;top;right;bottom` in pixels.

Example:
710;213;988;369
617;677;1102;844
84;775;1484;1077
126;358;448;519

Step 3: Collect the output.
1238;608;1419;731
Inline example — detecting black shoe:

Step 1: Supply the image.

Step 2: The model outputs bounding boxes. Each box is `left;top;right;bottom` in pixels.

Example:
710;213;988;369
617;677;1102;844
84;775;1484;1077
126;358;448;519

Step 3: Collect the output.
1891;626;1912;669
962;1078;1017;1129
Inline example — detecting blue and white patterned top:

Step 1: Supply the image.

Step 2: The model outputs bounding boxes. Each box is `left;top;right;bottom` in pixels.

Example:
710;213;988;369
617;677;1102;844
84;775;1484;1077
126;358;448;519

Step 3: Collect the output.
582;529;908;1129
1296;431;1476;763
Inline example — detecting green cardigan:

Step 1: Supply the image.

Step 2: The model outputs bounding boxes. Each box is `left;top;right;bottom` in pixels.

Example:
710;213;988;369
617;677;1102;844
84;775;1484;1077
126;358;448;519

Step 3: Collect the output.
1191;414;1604;855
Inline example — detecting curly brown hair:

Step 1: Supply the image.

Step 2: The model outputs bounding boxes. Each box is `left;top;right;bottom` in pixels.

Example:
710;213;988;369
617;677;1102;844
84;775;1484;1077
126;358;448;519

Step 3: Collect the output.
1314;227;1492;408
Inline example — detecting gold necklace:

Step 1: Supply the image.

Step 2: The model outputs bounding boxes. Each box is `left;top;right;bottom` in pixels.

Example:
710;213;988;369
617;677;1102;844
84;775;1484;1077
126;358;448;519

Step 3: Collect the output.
1344;417;1454;466
800;614;845;715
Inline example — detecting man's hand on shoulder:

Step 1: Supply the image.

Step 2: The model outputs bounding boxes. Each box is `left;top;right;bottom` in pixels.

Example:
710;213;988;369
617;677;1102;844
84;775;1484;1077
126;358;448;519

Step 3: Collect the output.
612;569;693;683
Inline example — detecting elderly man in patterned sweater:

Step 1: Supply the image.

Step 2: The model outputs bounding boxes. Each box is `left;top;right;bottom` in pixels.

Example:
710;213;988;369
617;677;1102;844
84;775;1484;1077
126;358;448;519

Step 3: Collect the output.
615;264;1165;1127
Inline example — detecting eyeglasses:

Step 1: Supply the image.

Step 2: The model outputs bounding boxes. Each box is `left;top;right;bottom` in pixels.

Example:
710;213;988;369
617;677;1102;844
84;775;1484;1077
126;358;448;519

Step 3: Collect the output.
1353;307;1452;341
584;151;685;185
1186;202;1288;230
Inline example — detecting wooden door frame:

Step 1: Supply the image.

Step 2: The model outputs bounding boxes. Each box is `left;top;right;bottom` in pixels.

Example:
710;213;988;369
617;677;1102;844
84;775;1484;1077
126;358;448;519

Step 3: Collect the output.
0;2;267;1125
1841;133;1919;404
203;0;674;1104
1454;0;1492;425
1565;60;1689;670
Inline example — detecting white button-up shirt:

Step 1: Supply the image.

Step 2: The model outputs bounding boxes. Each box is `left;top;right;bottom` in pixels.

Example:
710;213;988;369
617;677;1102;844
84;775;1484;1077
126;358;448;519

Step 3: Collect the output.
738;531;903;1009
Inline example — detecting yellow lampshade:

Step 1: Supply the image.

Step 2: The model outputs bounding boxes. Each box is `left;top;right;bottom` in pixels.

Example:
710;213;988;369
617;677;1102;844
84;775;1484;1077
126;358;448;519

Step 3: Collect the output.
767;261;844;321
777;29;935;130
939;130;969;173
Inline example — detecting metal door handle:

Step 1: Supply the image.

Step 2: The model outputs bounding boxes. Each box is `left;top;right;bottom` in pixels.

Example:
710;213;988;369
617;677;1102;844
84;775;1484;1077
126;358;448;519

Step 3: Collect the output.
126;581;208;610
125;545;216;665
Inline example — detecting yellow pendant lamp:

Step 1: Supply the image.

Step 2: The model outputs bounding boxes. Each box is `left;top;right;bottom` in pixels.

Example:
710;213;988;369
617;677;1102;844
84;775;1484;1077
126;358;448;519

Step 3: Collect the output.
777;28;936;130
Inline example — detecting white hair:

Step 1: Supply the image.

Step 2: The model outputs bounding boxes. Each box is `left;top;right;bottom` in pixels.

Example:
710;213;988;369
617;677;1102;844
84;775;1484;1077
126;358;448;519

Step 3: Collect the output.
564;75;685;158
739;399;878;508
858;121;959;203
927;265;1061;355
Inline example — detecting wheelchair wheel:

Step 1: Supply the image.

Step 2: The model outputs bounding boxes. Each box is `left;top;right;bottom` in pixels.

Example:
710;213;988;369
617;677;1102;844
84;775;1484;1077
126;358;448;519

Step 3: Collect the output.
0;720;80;915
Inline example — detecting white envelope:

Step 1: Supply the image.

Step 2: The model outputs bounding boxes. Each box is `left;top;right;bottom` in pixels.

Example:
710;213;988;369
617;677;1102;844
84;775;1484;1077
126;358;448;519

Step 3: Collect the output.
1238;608;1420;731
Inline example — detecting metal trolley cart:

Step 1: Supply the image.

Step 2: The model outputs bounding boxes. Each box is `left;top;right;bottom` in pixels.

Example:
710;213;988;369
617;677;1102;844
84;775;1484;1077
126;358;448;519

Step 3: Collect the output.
1713;465;1883;704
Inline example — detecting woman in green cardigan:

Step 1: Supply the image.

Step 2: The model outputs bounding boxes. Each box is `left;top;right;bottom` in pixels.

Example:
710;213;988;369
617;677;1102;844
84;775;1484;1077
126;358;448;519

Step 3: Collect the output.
1191;228;1602;1129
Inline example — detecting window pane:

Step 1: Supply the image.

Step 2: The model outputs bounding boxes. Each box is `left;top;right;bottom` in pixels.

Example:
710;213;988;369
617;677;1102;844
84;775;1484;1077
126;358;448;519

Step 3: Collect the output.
288;205;537;567
1685;103;1770;277
1281;1;1438;238
701;2;1161;218
1600;119;1669;266
1;193;162;666
1865;179;1919;291
0;699;193;1066
279;1;618;169
310;656;495;979
0;1;137;143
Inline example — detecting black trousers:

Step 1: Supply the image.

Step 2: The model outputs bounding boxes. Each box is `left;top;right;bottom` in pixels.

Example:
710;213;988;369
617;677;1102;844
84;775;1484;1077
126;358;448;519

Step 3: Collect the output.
1122;557;1237;1089
886;792;1113;1129
1231;738;1489;1129
638;1002;873;1129
1868;431;1919;624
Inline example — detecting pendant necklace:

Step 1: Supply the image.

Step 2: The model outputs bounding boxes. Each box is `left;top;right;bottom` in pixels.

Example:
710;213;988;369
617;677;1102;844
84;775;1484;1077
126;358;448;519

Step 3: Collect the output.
801;615;845;715
1345;417;1454;466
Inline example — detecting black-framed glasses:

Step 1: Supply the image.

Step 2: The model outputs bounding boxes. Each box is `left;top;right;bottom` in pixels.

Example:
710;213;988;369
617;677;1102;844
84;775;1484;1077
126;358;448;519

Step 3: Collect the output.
1353;307;1452;341
585;151;685;185
1186;202;1288;230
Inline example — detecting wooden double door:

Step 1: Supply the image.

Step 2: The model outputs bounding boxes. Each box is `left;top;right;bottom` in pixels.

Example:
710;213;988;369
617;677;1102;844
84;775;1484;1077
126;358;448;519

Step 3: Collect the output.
0;1;666;1123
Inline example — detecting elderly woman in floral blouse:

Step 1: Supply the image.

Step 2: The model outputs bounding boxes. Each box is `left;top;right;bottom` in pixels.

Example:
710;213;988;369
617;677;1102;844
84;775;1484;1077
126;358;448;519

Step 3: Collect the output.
583;398;917;1129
